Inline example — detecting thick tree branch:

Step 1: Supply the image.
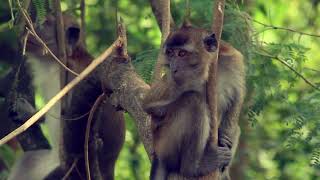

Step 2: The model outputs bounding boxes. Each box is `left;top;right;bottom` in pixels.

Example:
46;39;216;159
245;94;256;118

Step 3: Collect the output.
53;0;68;64
149;0;175;32
152;0;172;82
103;58;153;156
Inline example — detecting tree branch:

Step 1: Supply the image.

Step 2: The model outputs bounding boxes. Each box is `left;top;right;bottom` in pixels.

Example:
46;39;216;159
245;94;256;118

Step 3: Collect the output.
248;16;320;38
256;50;320;91
152;0;172;82
103;57;153;156
149;0;175;32
84;93;106;180
206;0;226;179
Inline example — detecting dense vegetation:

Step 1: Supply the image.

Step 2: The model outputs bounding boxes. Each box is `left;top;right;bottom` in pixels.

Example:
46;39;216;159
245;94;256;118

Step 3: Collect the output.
0;0;319;179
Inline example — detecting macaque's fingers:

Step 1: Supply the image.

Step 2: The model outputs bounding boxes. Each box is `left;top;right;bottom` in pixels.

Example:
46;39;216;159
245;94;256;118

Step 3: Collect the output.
203;145;231;167
9;97;36;123
215;146;232;173
219;133;233;149
216;146;232;166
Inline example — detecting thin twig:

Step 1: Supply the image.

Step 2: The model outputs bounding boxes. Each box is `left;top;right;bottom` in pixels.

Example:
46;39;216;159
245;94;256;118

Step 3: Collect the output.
84;93;106;180
256;50;320;91
26;28;78;76
248;16;320;38
16;0;79;76
49;111;90;121
0;38;120;146
75;165;85;180
62;158;79;180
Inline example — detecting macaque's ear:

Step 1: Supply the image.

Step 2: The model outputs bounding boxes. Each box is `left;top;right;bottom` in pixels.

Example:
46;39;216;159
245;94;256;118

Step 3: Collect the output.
66;26;80;46
203;33;217;52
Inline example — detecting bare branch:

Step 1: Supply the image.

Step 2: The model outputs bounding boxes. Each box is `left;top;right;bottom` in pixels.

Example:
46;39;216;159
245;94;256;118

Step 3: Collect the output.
256;50;320;91
149;0;175;32
152;0;172;82
248;16;320;38
0;38;120;146
52;0;69;113
206;0;226;179
62;158;79;180
84;93;106;180
53;0;68;63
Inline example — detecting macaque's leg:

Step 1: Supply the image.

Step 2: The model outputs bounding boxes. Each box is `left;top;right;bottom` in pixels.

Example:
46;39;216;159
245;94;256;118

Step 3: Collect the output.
219;125;240;180
218;98;242;179
218;95;242;149
196;145;232;176
150;156;168;180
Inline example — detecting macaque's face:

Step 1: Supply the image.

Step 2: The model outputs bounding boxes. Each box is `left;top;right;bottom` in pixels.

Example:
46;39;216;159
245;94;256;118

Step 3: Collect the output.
26;14;81;57
163;25;217;87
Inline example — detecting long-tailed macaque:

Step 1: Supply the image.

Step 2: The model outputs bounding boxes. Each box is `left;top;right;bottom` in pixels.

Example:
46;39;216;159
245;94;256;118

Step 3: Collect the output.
143;24;245;180
6;14;125;180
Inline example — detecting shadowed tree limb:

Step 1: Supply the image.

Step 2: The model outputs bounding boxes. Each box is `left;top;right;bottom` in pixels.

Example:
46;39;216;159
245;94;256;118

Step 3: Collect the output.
205;0;226;179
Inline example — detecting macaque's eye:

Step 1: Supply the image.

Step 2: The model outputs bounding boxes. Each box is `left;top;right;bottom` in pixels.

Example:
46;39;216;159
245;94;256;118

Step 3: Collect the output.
165;48;174;57
178;50;188;57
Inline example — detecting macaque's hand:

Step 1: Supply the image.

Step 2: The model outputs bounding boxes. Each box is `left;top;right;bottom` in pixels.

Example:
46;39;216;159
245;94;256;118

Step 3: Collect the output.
200;144;232;175
214;146;232;168
219;133;233;150
9;97;36;123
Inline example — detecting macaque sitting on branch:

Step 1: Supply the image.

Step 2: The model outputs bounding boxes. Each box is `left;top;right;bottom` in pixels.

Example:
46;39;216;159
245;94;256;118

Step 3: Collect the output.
143;23;245;180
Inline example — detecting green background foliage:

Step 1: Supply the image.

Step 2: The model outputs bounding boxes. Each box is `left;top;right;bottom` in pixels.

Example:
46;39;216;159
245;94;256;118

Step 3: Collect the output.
0;0;320;179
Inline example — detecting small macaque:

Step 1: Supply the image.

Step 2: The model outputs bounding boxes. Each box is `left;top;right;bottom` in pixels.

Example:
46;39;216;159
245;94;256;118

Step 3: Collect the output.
143;23;245;180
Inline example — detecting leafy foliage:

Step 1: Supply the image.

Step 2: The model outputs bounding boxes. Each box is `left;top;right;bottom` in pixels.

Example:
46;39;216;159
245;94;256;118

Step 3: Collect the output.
132;49;158;83
32;0;48;25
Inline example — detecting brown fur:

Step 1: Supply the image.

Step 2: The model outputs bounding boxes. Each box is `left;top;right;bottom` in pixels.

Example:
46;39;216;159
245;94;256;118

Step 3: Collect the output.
143;25;246;180
8;14;125;180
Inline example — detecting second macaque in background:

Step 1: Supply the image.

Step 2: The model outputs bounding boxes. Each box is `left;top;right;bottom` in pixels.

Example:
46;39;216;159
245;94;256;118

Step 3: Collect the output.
6;14;125;180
